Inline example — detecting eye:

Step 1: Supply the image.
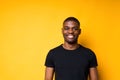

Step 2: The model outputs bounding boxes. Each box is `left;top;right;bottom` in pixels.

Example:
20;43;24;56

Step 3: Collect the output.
73;27;79;31
63;27;69;30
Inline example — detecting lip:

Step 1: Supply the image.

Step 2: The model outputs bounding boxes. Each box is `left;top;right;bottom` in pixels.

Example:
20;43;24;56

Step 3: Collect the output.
67;35;74;39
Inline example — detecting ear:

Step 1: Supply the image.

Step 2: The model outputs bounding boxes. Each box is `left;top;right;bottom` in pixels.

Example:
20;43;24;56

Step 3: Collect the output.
61;28;64;33
79;28;81;35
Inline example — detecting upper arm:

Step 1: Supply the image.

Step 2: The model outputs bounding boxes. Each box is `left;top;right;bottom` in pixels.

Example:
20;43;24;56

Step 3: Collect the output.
45;67;54;80
45;50;55;80
89;67;98;80
88;49;98;80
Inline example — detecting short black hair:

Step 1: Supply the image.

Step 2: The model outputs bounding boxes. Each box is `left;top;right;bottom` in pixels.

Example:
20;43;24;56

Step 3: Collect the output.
63;17;80;26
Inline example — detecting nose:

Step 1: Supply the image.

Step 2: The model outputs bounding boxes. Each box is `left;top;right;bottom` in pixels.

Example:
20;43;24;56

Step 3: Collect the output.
68;28;74;33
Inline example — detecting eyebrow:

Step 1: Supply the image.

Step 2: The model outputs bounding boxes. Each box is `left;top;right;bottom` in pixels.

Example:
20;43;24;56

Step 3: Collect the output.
63;26;79;28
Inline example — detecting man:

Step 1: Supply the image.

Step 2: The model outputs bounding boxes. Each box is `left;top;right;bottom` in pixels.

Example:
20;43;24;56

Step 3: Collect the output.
45;17;98;80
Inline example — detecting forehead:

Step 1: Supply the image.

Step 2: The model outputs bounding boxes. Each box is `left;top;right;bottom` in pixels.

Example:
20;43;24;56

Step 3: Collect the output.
63;21;79;27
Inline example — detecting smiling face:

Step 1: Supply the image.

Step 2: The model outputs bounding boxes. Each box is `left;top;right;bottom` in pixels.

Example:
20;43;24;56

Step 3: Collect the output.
62;21;81;44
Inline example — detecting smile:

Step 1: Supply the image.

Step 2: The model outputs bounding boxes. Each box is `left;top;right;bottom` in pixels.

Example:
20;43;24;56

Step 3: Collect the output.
67;35;74;38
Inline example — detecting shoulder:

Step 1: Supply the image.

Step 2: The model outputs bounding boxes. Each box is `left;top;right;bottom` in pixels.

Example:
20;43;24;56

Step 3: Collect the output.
50;44;62;52
79;45;97;63
48;44;63;55
79;44;96;56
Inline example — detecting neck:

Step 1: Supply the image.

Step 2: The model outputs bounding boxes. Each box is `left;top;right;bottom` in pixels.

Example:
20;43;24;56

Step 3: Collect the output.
62;42;79;50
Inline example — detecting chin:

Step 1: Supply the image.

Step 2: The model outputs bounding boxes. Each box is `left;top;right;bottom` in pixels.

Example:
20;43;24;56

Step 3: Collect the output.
66;40;77;44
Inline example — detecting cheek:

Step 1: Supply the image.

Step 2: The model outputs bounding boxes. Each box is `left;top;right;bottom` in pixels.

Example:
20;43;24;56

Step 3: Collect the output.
76;30;81;35
75;32;80;35
62;31;67;35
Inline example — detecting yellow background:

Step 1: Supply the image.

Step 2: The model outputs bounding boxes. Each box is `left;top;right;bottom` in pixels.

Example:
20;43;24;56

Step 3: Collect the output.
0;0;120;80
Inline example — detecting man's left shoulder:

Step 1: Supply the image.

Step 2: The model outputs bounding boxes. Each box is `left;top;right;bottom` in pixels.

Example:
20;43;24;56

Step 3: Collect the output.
79;44;96;56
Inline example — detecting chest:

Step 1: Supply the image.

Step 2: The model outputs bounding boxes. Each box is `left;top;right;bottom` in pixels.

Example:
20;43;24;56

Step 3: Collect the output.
54;52;90;69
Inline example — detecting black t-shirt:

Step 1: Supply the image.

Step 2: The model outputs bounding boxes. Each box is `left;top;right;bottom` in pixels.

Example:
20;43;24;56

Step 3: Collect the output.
45;44;98;80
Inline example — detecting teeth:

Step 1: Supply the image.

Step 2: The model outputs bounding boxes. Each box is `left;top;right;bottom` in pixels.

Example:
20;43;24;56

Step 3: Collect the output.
68;35;74;38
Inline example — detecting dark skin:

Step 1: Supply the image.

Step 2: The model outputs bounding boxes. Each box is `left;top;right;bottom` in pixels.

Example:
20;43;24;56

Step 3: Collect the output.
45;21;98;80
62;21;81;50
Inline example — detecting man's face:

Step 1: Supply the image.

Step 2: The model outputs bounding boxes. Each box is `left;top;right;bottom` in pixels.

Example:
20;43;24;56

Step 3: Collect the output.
62;21;81;44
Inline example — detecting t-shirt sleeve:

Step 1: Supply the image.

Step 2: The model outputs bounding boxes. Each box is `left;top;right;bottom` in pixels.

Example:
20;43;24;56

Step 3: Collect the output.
45;50;55;68
88;49;98;68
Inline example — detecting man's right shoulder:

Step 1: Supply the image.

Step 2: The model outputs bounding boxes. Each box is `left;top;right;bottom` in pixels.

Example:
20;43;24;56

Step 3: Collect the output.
49;44;62;53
